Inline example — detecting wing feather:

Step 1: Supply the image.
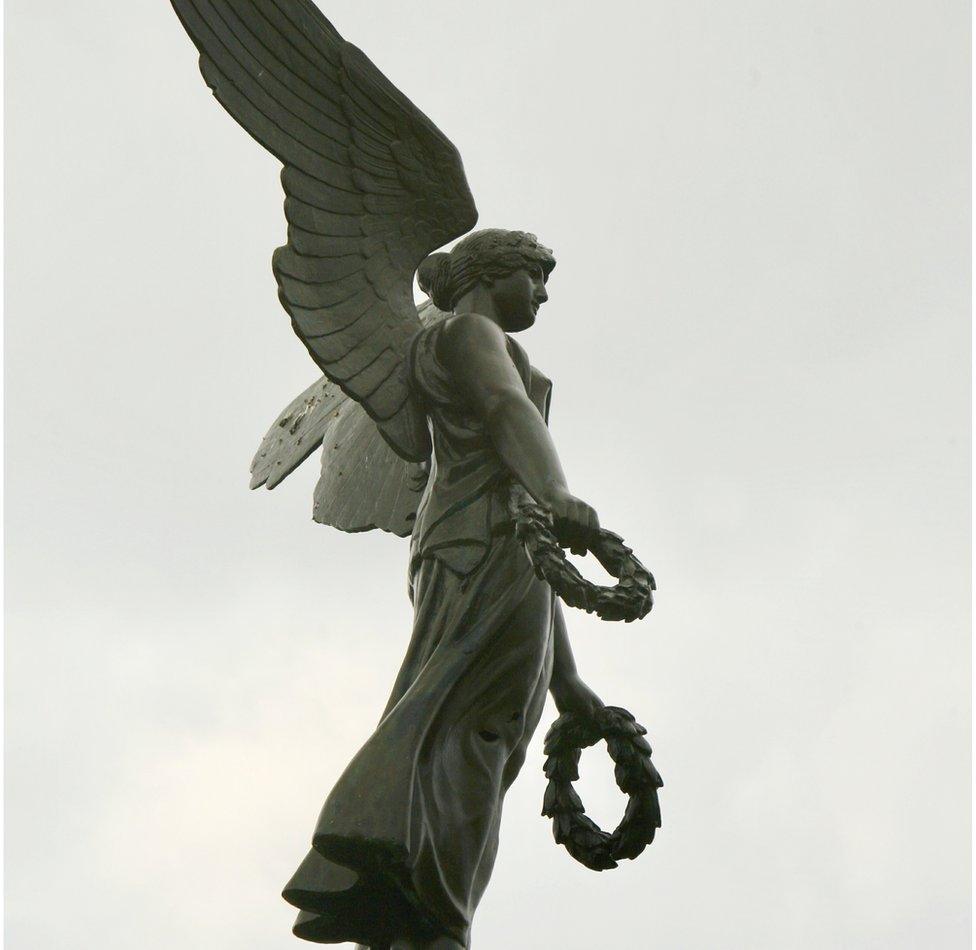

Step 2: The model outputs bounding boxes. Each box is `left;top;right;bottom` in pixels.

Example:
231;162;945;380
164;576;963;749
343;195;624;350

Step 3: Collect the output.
171;0;478;462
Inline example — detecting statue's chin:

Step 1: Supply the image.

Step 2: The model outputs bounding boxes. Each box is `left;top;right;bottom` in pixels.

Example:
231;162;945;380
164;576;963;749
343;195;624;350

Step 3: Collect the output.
505;311;536;333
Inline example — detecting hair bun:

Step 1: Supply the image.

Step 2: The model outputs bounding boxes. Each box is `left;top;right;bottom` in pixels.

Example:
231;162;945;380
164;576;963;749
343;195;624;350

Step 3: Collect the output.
417;252;453;310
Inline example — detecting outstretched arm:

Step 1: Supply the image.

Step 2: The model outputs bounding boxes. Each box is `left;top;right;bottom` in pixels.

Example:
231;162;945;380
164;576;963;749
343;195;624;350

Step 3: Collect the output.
438;313;599;541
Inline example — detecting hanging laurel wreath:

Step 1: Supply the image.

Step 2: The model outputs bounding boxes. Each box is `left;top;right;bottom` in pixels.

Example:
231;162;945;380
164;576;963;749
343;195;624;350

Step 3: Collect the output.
510;494;655;623
542;706;663;871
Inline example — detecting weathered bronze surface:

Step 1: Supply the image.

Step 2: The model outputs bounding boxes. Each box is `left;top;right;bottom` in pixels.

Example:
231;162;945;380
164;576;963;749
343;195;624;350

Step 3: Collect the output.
170;3;662;946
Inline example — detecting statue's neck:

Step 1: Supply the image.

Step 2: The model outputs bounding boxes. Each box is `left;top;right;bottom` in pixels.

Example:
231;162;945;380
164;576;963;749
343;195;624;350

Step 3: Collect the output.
453;285;503;327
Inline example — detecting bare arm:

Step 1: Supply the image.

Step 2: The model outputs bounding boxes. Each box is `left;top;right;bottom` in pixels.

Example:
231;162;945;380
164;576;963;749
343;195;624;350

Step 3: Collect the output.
438;313;599;539
549;602;604;715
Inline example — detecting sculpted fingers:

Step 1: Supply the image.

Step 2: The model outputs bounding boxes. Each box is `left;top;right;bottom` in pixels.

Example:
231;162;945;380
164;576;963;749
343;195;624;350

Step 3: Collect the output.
548;489;601;552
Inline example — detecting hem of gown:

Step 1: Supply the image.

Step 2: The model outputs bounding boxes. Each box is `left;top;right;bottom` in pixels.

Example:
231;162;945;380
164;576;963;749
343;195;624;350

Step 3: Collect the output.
284;835;463;947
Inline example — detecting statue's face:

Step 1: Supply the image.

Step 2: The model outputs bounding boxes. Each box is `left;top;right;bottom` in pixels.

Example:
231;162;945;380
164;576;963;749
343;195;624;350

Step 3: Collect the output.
487;263;549;332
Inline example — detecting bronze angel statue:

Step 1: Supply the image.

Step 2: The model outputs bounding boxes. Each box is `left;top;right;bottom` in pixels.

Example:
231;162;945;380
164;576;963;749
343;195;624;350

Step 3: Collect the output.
170;2;662;947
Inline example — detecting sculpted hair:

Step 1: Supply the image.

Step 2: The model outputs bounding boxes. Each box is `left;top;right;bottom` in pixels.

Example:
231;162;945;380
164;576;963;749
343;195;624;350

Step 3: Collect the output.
417;229;556;311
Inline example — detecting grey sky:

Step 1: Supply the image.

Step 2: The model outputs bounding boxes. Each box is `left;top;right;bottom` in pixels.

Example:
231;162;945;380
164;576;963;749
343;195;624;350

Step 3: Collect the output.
5;1;970;947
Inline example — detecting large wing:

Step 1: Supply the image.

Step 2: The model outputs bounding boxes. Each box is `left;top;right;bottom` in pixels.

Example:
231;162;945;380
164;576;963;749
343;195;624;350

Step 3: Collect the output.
170;0;478;461
250;298;448;536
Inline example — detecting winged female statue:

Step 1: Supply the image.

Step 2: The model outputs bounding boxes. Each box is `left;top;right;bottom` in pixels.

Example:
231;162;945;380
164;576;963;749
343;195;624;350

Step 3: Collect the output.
170;2;661;947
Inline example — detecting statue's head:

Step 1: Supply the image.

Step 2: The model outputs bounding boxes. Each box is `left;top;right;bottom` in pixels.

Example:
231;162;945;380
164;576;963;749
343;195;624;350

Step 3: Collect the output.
418;229;555;330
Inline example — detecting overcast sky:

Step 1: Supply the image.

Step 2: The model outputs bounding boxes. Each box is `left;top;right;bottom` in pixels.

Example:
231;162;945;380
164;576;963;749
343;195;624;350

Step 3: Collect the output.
5;1;970;947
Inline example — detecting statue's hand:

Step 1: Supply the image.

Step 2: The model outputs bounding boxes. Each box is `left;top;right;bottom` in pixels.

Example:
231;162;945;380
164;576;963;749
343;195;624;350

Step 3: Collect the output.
545;487;600;556
551;673;604;720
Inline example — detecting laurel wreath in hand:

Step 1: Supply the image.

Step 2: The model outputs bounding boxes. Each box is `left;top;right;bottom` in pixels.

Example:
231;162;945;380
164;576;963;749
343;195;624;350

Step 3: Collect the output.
510;496;655;622
542;706;663;871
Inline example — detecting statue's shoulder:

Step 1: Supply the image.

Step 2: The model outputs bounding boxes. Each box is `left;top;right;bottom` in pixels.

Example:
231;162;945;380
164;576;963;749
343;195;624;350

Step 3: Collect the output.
423;313;537;396
434;312;508;368
409;313;499;407
438;311;504;345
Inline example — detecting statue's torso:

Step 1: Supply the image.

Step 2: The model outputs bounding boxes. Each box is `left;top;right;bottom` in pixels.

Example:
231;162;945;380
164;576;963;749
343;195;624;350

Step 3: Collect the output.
408;320;551;576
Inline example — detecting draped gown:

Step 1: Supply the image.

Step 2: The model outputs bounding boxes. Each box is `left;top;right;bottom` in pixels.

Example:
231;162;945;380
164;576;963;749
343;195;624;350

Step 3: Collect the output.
283;321;556;948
